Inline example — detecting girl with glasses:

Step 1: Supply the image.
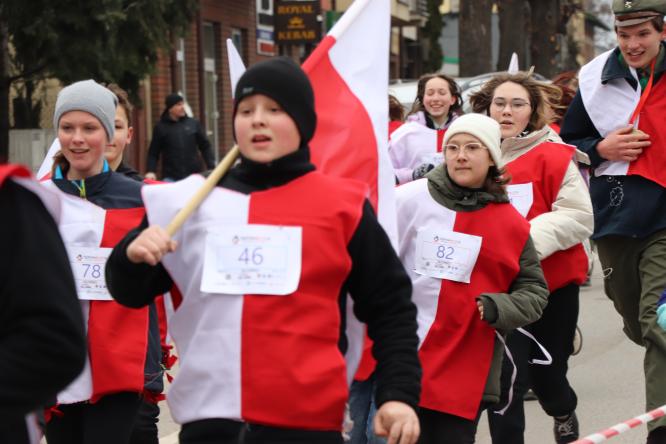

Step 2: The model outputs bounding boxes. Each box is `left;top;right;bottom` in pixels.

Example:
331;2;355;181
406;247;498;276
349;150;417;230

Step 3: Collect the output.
395;113;548;443
470;72;593;444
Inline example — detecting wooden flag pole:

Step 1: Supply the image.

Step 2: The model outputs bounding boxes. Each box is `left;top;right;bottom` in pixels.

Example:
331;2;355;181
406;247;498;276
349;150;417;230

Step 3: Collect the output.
165;145;240;236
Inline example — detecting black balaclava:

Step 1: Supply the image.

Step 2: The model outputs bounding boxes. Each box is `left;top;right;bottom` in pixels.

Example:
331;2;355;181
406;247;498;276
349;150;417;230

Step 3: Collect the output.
233;57;316;148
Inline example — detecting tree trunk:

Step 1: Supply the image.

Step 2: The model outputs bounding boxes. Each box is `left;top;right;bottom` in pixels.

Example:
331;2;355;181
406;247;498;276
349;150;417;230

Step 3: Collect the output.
459;0;493;76
529;0;560;78
0;19;10;163
497;0;531;71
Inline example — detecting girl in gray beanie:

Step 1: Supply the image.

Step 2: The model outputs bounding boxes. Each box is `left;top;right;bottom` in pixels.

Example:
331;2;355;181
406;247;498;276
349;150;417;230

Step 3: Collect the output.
44;80;160;444
50;79;117;182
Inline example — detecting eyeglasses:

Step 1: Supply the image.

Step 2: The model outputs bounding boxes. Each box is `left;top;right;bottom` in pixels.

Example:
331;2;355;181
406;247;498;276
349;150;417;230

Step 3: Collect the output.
491;98;531;111
443;142;487;158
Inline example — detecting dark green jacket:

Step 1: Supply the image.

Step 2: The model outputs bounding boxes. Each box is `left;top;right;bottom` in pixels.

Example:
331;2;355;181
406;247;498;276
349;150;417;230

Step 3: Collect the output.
426;165;549;403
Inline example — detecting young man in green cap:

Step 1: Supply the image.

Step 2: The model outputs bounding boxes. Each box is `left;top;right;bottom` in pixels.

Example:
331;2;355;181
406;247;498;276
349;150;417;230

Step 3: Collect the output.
561;1;666;442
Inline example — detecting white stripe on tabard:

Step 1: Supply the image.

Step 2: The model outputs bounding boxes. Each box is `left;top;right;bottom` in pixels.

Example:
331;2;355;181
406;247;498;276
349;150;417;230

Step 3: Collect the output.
579;48;639;178
25;412;41;444
389;123;440;172
42;182;106;404
396;179;456;347
14;177;62;223
143;176;247;424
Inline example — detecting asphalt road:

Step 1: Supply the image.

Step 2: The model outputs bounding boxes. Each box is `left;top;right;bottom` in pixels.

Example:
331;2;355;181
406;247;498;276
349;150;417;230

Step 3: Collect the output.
156;255;654;444
476;256;649;444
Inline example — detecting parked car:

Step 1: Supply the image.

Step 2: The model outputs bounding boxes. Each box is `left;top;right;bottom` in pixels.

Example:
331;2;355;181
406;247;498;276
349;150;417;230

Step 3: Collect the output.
389;71;548;115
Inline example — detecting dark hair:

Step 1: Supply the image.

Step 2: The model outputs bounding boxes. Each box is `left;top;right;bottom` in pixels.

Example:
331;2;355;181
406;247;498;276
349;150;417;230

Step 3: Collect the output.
408;73;463;118
550;71;578;124
648;15;665;31
389;94;405;122
106;83;133;123
468;72;561;134
484;165;511;196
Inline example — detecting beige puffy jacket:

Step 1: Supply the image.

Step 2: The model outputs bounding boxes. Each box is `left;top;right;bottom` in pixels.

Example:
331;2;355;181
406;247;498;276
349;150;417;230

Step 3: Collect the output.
501;126;594;261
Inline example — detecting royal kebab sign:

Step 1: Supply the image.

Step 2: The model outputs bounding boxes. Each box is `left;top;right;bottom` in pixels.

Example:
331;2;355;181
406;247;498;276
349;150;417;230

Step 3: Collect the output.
275;0;322;44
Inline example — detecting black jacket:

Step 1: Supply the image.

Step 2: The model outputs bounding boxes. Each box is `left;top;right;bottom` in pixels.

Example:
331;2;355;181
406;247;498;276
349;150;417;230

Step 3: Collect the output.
147;113;215;180
561;43;666;239
106;148;422;412
116;161;143;182
0;180;86;444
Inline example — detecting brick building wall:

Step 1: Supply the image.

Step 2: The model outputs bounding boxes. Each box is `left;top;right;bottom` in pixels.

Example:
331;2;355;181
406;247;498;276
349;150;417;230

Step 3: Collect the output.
135;0;267;175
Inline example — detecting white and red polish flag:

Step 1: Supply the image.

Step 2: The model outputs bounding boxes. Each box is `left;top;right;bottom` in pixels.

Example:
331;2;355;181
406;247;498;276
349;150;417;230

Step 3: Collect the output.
302;0;397;245
226;38;246;98
37;138;61;180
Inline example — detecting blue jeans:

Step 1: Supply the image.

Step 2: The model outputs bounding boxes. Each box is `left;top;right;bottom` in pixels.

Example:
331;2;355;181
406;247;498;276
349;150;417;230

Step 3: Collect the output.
348;376;386;444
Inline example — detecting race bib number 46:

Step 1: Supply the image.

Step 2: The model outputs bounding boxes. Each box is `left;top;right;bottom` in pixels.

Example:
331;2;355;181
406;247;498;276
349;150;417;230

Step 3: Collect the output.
201;225;302;295
414;228;482;283
67;246;113;300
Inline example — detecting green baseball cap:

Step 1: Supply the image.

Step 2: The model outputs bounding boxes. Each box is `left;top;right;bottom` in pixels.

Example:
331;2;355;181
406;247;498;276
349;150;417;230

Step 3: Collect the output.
613;0;666;27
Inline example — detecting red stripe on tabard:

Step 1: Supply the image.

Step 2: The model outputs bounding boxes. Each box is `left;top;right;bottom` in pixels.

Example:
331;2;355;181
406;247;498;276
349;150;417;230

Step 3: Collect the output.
0;164;31;186
629;77;666;188
436;129;446;152
417;203;528;419
168;285;184;311
504;143;588;291
241;173;365;429
303;35;380;211
88;207;149;402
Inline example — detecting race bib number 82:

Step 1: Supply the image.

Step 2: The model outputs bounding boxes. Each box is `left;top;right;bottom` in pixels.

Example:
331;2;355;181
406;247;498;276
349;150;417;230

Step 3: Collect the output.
414;228;482;283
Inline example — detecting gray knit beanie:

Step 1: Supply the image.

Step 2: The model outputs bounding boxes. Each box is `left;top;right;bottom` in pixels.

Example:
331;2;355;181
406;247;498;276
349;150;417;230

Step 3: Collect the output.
53;80;118;141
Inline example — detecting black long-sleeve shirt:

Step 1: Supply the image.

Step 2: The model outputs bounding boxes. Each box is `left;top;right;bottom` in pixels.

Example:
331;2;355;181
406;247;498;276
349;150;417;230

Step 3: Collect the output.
107;148;422;410
0;180;86;442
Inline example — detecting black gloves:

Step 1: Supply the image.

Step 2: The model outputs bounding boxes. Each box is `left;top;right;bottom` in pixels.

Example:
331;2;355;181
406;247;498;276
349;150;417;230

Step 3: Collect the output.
412;163;435;181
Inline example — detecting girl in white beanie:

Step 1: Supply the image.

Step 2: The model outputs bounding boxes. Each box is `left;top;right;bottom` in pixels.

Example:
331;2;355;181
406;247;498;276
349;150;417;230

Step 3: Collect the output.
470;72;593;444
394;113;548;443
43;79;160;444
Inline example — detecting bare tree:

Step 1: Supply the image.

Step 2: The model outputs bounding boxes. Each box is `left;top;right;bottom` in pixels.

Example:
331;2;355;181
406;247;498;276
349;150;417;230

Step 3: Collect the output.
497;0;531;71
459;0;494;76
528;0;561;77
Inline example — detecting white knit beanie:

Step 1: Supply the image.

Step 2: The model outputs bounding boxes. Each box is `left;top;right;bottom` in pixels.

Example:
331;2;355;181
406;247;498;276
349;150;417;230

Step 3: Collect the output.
53;79;118;141
442;113;503;168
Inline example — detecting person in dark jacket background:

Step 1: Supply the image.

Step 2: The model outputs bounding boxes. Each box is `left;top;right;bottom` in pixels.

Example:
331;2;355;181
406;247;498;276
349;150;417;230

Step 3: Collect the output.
145;94;215;181
0;164;86;444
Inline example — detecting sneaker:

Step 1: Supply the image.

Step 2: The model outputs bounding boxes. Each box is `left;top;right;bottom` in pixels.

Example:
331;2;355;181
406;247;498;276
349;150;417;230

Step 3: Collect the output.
524;389;538;401
554;411;579;443
646;426;666;444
